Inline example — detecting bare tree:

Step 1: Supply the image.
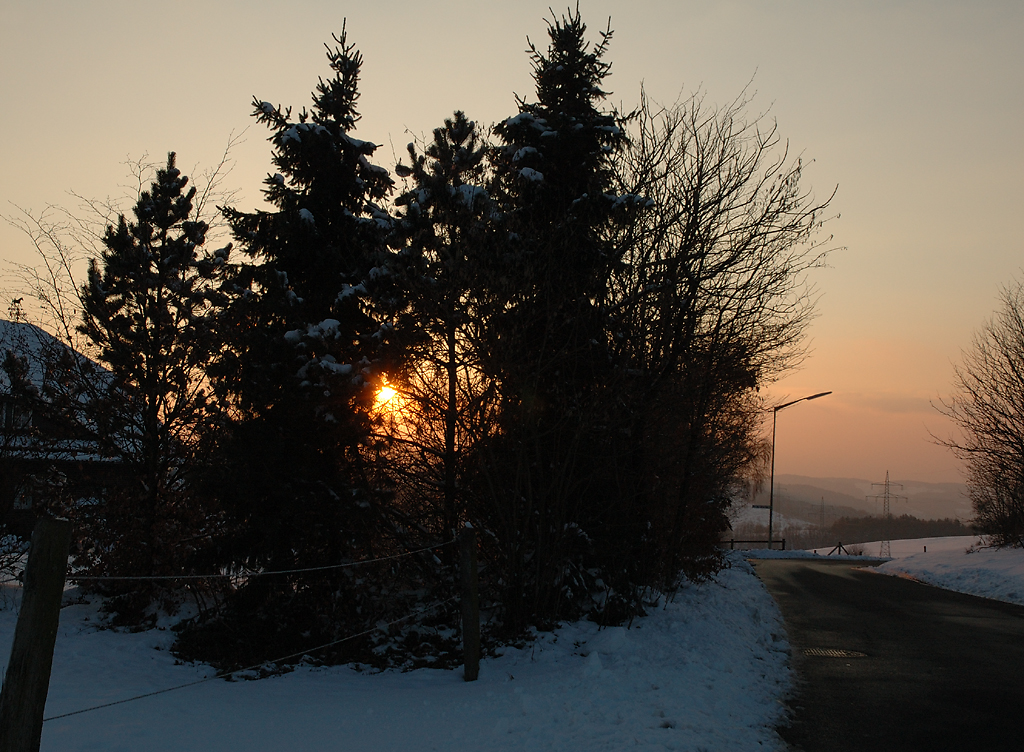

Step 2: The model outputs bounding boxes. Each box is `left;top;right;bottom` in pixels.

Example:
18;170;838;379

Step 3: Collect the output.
937;280;1024;546
609;88;835;584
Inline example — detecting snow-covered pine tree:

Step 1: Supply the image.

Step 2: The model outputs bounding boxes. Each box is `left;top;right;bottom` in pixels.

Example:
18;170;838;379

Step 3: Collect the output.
480;10;644;631
77;153;227;597
218;25;393;417
200;26;399;661
488;10;629;398
387;111;498;539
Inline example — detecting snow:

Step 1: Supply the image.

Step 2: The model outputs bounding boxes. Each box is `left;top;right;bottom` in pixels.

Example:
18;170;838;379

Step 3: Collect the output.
873;537;1024;606
0;320;75;393
728;504;810;531
852;535;978;559
741;548;878;561
357;154;391;177
740;533;1024;608
456;184;488;207
319;359;353;376
1;554;792;751
340;133;375;151
519;168;544;182
337;283;367;301
9;536;1022;749
512;146;539;162
316;319;341;336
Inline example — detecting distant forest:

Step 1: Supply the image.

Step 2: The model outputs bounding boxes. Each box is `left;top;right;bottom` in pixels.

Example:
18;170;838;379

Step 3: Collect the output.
829;515;974;545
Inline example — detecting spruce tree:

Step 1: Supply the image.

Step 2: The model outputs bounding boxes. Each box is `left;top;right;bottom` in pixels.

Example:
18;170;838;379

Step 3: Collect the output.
481;10;641;630
488;10;628;402
200;26;399;659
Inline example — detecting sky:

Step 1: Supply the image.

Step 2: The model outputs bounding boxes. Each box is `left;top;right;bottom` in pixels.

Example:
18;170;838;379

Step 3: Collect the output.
1;0;1021;485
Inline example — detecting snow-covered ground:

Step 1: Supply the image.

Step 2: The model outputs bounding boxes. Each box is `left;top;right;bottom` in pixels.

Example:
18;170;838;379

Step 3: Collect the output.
872;536;1024;607
750;533;1024;609
1;554;792;751
6;536;1023;749
838;535;980;559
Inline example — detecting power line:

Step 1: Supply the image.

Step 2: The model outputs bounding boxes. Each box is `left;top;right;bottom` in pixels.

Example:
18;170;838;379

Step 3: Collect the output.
867;471;907;557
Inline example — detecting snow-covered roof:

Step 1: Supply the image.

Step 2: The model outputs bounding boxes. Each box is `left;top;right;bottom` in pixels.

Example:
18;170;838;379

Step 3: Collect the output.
0;320;63;394
0;320;109;397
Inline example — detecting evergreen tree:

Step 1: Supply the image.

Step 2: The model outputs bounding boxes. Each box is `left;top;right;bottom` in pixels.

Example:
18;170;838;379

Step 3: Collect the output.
488;9;630;403
77;153;226;590
480;10;642;630
387;112;497;539
198;26;402;662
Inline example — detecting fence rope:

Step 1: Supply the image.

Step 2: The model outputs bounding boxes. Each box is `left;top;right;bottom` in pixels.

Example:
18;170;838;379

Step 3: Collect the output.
42;596;458;723
67;539;455;582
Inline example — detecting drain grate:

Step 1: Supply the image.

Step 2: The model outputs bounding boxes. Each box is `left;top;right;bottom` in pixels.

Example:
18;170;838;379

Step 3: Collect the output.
803;648;867;658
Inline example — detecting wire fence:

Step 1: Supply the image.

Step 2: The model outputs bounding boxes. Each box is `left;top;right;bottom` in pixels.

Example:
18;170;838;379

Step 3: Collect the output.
66;539;456;582
35;540;460;721
42;596;458;723
4;532;477;730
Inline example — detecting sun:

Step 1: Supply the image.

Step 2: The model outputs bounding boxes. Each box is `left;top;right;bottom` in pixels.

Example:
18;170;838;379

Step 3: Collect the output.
374;376;402;410
373;376;411;425
376;384;397;406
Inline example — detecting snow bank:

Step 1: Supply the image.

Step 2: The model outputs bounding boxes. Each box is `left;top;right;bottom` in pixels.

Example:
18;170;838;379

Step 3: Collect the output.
875;542;1024;607
0;556;792;751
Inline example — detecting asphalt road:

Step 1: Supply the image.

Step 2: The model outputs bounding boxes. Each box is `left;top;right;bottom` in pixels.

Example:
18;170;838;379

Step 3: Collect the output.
752;558;1024;752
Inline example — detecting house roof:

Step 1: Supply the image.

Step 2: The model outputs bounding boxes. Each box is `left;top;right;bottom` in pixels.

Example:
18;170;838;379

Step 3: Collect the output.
0;319;62;394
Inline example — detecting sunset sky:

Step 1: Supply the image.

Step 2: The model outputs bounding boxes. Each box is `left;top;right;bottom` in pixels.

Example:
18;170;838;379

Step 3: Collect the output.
2;0;1021;485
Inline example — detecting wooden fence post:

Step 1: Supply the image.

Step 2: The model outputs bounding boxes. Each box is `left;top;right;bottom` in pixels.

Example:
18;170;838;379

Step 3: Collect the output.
459;524;480;682
0;516;73;752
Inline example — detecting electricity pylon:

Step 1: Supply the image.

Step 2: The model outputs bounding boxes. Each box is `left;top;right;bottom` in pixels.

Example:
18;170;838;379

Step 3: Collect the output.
867;471;907;557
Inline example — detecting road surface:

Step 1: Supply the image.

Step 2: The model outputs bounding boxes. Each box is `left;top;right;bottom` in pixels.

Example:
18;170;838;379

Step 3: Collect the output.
753;558;1024;751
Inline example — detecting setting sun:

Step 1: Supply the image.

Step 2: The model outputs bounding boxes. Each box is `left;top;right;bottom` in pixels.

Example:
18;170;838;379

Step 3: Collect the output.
376;384;397;406
373;378;410;424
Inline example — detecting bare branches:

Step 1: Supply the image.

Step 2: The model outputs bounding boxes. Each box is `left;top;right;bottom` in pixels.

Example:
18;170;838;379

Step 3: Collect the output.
190;129;245;237
3;135;241;349
3;205;91;354
612;88;836;386
936;280;1024;546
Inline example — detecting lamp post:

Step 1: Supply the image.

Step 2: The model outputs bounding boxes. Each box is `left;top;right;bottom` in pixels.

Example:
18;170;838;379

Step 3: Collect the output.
769;391;832;549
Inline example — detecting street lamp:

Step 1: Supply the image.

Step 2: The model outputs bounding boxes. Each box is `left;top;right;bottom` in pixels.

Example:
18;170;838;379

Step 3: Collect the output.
768;391;832;549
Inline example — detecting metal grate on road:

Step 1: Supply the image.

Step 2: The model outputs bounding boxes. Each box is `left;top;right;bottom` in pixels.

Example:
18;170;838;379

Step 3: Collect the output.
802;648;867;658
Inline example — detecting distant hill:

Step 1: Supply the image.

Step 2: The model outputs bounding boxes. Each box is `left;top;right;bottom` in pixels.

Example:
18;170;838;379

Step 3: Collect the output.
746;474;972;524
